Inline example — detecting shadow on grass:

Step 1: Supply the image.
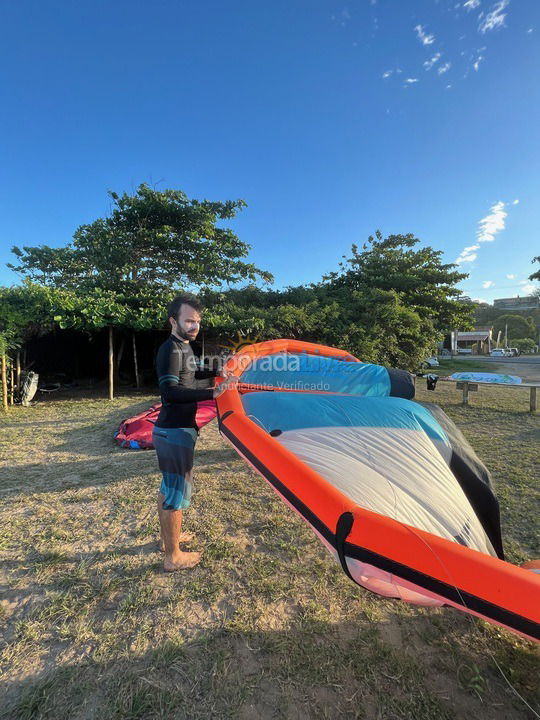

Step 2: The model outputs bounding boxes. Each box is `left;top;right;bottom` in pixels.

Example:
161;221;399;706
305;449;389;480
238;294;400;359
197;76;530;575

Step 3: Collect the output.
0;444;235;500
2;611;537;720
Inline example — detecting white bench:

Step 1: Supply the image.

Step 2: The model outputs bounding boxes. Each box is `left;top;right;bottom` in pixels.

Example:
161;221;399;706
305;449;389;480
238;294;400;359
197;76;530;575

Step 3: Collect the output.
438;378;539;414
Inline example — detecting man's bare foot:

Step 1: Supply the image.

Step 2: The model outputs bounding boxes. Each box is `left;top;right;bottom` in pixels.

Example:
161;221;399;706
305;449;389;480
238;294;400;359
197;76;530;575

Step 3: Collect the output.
164;550;202;572
158;531;195;552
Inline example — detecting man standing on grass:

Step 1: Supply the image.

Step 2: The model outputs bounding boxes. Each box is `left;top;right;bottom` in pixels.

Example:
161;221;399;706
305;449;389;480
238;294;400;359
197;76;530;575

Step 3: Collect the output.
153;294;237;572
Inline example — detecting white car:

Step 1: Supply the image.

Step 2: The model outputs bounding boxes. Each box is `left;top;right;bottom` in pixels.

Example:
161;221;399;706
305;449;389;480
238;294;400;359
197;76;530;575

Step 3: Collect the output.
422;357;440;368
490;349;506;357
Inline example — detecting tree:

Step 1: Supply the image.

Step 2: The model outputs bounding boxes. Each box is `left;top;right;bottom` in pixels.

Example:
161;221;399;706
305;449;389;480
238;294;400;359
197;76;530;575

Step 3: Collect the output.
200;233;473;370
530;256;540;282
0;332;8;412
323;232;472;331
9;184;272;291
492;314;536;342
0;282;64;409
315;232;473;369
8;184;273;398
512;338;536;354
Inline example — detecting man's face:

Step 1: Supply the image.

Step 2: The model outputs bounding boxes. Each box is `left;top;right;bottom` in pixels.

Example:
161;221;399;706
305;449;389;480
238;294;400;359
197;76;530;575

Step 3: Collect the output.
171;303;201;341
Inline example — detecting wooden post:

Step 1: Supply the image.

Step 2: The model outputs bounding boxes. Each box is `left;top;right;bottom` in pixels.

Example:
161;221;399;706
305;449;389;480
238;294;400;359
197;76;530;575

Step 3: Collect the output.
531;387;537;414
462;381;469;406
1;353;7;413
132;332;140;388
108;326;114;401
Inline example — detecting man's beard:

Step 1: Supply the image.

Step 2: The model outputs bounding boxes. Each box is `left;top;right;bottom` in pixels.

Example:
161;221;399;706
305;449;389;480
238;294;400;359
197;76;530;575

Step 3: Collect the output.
176;324;196;341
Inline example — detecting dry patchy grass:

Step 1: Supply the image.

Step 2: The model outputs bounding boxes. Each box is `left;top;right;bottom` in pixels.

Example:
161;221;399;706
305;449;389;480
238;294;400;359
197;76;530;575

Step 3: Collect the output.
0;384;538;720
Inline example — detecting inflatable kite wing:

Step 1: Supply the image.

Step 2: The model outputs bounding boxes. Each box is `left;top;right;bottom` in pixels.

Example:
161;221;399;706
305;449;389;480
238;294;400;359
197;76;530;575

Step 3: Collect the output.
216;339;539;642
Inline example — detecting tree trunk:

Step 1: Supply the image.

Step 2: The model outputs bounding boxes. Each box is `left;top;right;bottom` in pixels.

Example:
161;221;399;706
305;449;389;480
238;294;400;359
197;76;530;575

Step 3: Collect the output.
116;334;125;369
9;358;14;405
132;332;140;388
108;326;114;400
16;350;21;392
1;353;7;413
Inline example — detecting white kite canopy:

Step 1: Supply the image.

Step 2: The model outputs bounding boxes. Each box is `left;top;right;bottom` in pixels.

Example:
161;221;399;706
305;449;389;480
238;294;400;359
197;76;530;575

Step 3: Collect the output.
242;391;496;559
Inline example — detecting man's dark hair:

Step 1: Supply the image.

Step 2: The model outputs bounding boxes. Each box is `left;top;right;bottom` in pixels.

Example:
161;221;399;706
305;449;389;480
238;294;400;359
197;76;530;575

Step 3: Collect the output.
167;293;204;320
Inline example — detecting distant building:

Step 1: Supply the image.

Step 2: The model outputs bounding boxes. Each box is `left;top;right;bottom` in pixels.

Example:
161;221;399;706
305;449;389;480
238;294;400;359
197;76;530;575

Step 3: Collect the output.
448;328;492;355
493;296;539;311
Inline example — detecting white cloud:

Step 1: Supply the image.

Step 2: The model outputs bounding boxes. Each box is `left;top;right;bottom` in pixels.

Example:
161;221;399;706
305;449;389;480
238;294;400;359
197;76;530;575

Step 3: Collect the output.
479;0;509;34
382;70;392;78
512;198;519;204
477;200;508;242
482;280;494;289
405;77;419;83
506;274;516;279
415;24;435;45
463;0;481;9
473;55;484;71
455;244;480;264
521;284;537;295
527;28;533;33
424;53;441;70
438;62;451;74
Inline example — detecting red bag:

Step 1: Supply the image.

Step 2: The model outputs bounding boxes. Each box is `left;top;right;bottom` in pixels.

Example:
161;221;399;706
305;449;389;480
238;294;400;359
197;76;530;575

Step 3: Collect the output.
114;400;217;449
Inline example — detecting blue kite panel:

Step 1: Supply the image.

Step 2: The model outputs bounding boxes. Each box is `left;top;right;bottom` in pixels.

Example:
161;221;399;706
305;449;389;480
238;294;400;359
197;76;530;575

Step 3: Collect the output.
240;353;391;396
242;391;449;444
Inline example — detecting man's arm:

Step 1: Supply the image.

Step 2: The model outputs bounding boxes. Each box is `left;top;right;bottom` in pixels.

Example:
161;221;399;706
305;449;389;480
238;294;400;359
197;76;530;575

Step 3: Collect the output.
161;382;214;403
194;367;219;380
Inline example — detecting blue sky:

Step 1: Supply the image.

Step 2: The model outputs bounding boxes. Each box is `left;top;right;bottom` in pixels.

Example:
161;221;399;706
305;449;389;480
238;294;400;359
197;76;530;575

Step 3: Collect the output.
1;0;539;303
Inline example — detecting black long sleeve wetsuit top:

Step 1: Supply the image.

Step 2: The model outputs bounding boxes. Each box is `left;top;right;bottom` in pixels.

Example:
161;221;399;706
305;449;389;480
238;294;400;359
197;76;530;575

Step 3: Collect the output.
154;334;218;429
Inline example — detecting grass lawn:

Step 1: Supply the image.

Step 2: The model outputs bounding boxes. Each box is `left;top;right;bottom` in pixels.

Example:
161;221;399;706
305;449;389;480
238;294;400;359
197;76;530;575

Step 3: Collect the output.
427;358;506;376
0;383;538;720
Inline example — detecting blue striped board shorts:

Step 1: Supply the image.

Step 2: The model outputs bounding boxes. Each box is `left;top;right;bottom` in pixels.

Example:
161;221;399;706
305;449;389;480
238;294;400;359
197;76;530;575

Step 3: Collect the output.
152;427;198;510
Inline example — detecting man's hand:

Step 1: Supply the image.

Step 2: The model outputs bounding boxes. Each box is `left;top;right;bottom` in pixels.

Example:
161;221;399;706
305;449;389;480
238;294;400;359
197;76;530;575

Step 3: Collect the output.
213;376;238;399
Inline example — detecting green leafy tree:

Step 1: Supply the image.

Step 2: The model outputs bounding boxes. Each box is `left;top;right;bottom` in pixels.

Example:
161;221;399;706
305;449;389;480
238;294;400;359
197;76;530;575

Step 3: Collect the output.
529;256;540;282
315;232;472;368
0;282;67;410
9;184;272;291
512;338;536;354
323;231;472;331
492;314;536;341
8;184;273;398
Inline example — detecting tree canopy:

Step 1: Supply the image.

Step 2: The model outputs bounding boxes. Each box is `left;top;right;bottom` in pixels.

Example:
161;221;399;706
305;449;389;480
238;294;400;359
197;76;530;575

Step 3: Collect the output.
9;183;273;293
323;232;472;330
312;232;473;368
492;314;536;341
4;217;478;375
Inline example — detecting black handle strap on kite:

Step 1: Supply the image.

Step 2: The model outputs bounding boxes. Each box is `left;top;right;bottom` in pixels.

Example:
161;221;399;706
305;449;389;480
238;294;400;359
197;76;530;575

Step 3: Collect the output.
335;512;355;581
